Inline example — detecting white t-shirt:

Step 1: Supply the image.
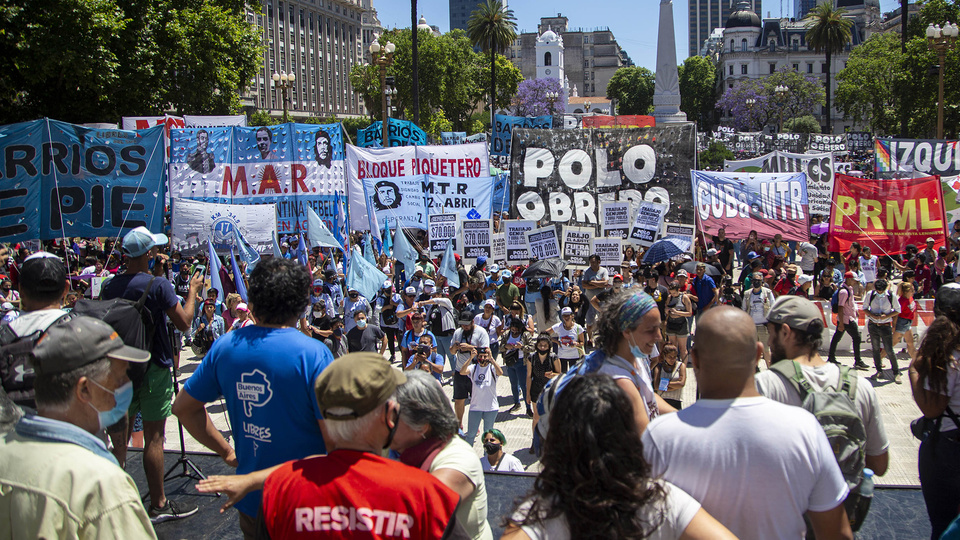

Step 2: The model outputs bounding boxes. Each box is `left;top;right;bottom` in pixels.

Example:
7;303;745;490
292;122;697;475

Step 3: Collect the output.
452;326;491;370
597;353;658;420
432;437;493;540
863;289;899;324
511;480;700;540
551;322;584;359
473;314;502;344
798;242;819;273
742;287;775;325
466;363;499;412
480;453;524;472
755;362;889;456
859;255;878;284
642;396;849;540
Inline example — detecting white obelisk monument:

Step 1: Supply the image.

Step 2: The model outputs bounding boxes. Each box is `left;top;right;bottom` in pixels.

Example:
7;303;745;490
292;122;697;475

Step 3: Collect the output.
653;0;687;124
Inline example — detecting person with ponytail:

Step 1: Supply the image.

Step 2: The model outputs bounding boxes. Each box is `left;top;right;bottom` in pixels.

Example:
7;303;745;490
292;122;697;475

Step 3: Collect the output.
911;282;960;539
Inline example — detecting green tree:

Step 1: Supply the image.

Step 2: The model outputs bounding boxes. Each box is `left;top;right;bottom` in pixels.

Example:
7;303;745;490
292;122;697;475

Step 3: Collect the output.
473;53;523;114
677;56;717;127
699;140;734;169
606;66;655;115
835;32;906;135
805;2;853;133
783;115;821;133
248;110;280;126
467;0;518;128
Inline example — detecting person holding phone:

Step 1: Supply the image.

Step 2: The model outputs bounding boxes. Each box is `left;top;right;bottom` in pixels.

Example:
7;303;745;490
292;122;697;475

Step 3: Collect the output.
404;334;444;381
460;346;503;447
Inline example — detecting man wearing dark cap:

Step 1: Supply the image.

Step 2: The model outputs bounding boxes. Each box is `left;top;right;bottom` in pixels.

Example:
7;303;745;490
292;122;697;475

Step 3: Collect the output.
451;310;490;427
757;296;889;533
0;316;157;538
322;268;344;314
827;271;866;369
101;226;204;523
258;353;466;539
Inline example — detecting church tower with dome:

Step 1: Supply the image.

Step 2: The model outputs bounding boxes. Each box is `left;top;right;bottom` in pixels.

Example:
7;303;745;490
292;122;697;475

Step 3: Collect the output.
535;27;570;112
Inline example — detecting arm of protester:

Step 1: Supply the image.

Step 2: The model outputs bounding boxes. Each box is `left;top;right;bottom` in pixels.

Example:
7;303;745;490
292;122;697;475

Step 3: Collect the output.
909;364;950;418
195;464;289;513
678;507;737;540
865;452;889;477
654;393;678;415
492;357;504;377
616;378;652;433
459;359;473;376
667;363;687;391
806;504;854;540
172;391;236;466
432;468;477;502
167;271;205;332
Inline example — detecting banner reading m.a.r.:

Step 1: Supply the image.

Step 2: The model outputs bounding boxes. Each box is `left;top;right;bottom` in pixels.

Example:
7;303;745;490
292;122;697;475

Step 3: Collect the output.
0;119;166;243
509;125;696;228
829;173;947;255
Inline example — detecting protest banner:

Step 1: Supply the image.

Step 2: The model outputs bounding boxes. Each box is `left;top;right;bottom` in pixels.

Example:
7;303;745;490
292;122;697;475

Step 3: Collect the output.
846;132;872;152
0;120;166;243
441;132;467;145
356;119;428;148
629;201;667;247
526;226;561;260
492;114;552;156
428;213;460;257
168;123;345;236
724;150;835;215
807;134;847;153
171;199;277;255
829;173;947;255
562;226;595;268
875;139;960;177
663;222;695;245
601;202;632;239
466;133;487;143
509;125;696;228
939;175;960;227
345;143;493;230
461;219;492;263
504;219;535;263
764;132;806;154
581;115;656;128
183;115;248;127
691;170;809;242
491;232;506;264
592;238;622;267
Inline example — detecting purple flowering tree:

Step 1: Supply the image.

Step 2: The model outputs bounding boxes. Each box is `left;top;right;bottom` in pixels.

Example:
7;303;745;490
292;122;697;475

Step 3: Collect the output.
716;80;772;131
512;78;563;117
716;66;825;132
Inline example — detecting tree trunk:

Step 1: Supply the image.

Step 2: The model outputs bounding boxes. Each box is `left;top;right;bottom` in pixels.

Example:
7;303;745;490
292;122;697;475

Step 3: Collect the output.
825;49;831;134
490;45;496;131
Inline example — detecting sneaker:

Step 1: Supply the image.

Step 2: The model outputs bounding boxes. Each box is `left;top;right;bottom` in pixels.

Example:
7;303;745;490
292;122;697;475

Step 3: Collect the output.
827;358;841;365
853;362;870;371
526;404;534;417
895;373;903;384
509;403;521;412
149;499;198;524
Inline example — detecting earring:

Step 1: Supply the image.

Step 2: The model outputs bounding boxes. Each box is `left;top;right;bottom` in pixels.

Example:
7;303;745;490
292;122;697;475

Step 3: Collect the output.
420;430;428;439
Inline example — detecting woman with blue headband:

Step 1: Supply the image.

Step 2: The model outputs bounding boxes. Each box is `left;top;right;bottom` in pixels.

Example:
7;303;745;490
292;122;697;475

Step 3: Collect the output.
593;289;678;433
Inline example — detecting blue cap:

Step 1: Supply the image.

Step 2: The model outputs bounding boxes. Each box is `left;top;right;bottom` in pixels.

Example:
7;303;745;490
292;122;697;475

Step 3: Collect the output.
122;226;169;257
748;251;761;260
477;255;488;265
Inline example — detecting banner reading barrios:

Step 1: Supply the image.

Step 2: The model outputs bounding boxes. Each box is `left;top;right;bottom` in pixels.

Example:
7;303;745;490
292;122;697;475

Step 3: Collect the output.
167;123;345;235
829;173;947;255
509;125;696;228
0;119;166;243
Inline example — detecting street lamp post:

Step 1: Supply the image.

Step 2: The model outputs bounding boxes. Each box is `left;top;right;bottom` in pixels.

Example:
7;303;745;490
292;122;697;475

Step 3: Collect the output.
927;22;959;139
272;71;296;123
545;91;559;115
774;84;789;133
369;40;397;147
745;98;756;131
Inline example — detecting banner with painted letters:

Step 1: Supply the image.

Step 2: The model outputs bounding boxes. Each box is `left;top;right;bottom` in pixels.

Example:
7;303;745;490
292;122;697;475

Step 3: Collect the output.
492;114;552;156
441;132;467;145
875;139;960;177
509;125;696;229
345;143;493;230
171;199;277;255
807;134;847;153
562;226;595;269
356;119;428;148
846;132;872;152
691;170;809;242
167;123;345;236
724;150;835;215
0;119;166;243
525;226;561;260
829;173;947;255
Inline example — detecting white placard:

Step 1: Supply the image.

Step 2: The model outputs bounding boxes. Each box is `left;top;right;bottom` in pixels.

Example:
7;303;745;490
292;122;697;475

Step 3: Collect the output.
663;222;695;246
428;213;460;256
563;226;595;269
525;226;561;260
629;201;668;247
504;220;536;263
601;201;632;240
491;232;506;264
461;219;492;263
592;238;622;268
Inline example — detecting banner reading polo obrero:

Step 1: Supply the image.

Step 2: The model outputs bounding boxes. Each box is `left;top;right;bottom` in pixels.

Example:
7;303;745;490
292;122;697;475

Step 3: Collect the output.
691;170;810;242
167;123;345;236
345;142;494;231
829;173;947;254
0;119;166;243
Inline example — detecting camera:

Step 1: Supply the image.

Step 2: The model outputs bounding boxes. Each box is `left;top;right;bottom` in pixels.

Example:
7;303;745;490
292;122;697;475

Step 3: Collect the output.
417;345;430;356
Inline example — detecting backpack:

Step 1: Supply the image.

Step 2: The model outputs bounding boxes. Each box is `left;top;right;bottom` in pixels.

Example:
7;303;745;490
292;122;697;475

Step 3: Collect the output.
73;275;158;388
830;285;848;314
0;311;74;407
865;290;894;316
771;360;867;491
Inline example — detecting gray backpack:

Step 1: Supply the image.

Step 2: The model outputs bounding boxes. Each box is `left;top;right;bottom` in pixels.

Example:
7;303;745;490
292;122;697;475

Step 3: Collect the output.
771;360;867;490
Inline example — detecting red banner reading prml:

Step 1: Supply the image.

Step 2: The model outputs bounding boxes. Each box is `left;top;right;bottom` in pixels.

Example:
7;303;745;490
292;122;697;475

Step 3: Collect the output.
828;173;947;255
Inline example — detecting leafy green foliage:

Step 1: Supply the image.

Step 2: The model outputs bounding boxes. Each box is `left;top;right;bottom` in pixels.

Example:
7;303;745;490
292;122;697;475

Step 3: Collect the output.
805;3;853;133
606;66;655;115
699;140;734;169
783;115;822;133
677;56;718;127
467;0;518;125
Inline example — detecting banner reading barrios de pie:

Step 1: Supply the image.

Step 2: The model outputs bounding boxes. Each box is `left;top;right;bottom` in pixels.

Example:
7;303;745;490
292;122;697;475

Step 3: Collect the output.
829;173;947;255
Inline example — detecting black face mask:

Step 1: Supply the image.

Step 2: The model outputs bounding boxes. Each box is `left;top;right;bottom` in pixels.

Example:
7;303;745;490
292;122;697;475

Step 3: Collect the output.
383;406;400;449
483;442;501;455
537;348;549;355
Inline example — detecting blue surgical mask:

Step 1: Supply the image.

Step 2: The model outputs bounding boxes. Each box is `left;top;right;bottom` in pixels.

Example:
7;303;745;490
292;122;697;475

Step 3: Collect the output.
630;344;646;359
87;379;133;431
357;319;367;329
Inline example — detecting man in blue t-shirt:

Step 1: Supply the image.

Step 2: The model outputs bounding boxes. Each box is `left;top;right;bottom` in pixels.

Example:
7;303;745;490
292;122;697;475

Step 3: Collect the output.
173;258;333;535
692;261;719;316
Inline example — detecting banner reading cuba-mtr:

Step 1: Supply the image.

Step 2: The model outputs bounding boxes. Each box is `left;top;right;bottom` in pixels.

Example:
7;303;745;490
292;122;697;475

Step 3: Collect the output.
829;173;947;255
0;120;166;243
691;170;809;242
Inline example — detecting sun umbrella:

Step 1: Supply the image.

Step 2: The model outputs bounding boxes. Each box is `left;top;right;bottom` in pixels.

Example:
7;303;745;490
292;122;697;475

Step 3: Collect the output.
522;258;568;280
642;237;693;265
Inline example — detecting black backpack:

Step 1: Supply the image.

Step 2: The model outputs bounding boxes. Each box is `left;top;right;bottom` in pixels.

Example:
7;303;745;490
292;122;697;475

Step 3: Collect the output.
0;311;74;408
73;275;157;388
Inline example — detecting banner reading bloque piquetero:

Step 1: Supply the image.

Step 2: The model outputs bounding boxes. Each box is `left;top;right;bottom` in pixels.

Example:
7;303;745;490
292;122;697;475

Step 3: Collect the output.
691;170;809;242
0;119;166;243
828;173;947;255
509;125;697;229
167;123;345;235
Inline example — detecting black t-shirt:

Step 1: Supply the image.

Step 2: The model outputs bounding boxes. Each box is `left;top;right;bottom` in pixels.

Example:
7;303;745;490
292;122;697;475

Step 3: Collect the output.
346;325;385;352
173;273;192;299
644;285;669;320
101;272;178;368
712;237;735;269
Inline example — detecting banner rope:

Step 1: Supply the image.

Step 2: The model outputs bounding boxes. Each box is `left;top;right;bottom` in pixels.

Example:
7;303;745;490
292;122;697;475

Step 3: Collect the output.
44;118;71;278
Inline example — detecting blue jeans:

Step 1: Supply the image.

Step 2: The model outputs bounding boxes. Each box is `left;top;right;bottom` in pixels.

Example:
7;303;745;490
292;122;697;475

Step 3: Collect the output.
489;342;500;363
435;334;453;371
505;361;528;405
465;409;498;446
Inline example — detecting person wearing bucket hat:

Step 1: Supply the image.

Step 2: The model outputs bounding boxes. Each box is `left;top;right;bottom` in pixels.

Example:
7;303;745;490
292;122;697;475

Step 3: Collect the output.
100;228;204;522
0;316;158;538
256;354;466;539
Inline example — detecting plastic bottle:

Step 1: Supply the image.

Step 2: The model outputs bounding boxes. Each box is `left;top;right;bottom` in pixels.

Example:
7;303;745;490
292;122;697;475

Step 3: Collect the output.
852;468;875;531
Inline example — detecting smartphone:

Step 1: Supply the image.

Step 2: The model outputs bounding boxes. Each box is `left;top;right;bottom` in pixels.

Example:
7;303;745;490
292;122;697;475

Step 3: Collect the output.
194;265;206;276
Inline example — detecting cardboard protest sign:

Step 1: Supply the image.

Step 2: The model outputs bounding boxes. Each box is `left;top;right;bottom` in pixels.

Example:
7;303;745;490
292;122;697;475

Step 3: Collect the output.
526;226;561;260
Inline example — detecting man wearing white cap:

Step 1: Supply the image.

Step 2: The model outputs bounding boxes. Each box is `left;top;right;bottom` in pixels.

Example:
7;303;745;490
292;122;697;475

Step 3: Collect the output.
101;226;204;523
343;286;370;333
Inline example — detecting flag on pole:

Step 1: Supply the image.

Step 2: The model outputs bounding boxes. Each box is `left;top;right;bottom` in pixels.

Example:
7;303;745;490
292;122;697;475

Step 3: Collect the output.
392;225;418;276
363;233;378;267
333;191;347;249
382;218;393;257
207;239;224;306
233;227;261;274
439;237;460;290
347;244;388;301
229;247;248;302
305;205;343;249
297;230;311;270
272;232;283;258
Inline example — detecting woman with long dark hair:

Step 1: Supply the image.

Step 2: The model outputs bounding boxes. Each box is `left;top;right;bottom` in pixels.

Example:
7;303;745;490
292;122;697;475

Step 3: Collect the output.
503;374;733;539
911;283;960;539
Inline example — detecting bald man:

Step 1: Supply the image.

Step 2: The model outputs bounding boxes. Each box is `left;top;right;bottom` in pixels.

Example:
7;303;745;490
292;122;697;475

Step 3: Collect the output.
641;307;853;540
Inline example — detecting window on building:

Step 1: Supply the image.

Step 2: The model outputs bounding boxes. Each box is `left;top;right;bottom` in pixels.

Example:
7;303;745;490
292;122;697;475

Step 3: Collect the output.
741;64;748;74
821;62;827;73
729;64;734;75
730;39;734;52
807;63;813;73
741;38;747;51
544;51;552;66
769;64;776;74
793;63;799;71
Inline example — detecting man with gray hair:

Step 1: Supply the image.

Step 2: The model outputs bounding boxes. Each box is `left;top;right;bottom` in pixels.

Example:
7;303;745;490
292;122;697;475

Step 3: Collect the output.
0;316;157;538
257;353;468;539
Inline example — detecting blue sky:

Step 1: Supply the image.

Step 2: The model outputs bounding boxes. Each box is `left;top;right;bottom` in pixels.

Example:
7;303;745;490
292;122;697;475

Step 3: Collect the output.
374;0;904;71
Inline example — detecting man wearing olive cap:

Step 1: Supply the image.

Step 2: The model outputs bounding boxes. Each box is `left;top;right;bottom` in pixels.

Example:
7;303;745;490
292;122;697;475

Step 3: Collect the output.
259;353;467;539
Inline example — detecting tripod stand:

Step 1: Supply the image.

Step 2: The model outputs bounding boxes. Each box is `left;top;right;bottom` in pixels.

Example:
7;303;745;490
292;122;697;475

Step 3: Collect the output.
163;376;209;483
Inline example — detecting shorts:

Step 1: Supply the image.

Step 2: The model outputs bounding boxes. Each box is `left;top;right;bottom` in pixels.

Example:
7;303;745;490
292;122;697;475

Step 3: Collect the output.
585;304;598;325
128;362;173;422
895;317;913;333
453;372;472;400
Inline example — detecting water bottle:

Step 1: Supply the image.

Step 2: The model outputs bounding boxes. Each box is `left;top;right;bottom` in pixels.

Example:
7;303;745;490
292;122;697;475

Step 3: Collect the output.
852;468;874;531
